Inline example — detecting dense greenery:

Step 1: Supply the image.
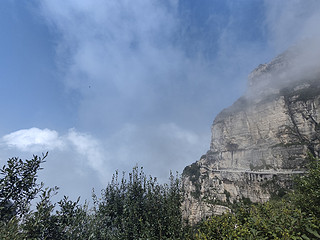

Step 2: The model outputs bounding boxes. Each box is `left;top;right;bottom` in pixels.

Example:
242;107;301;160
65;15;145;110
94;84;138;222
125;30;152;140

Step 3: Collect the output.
0;153;320;239
90;167;184;239
0;155;184;239
191;200;320;239
293;153;320;217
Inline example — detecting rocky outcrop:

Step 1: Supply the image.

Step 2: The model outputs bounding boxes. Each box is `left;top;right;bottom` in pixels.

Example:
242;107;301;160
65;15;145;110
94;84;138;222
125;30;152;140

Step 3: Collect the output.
182;41;320;225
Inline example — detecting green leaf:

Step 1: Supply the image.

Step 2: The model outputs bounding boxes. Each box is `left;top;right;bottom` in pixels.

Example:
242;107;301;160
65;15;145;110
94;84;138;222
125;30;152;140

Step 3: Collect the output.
306;227;320;238
302;234;311;240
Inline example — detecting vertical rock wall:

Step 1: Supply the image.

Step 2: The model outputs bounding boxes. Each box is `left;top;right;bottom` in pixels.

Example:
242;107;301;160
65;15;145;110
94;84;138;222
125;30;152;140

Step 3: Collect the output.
182;43;320;224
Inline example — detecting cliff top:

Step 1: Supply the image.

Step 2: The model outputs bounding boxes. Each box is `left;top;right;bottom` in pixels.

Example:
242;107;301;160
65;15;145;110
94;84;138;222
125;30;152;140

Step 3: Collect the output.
248;38;320;95
214;39;320;123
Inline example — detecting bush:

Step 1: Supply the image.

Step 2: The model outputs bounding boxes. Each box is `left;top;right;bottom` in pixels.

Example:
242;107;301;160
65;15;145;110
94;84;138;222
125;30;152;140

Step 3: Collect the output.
91;167;184;240
293;153;320;217
192;200;320;239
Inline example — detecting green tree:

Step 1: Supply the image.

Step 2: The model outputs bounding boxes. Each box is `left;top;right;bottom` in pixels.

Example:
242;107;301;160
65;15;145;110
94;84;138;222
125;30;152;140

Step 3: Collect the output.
23;188;92;240
293;153;320;217
91;166;184;240
23;187;61;240
0;154;49;239
0;153;47;221
0;154;185;239
0;153;92;240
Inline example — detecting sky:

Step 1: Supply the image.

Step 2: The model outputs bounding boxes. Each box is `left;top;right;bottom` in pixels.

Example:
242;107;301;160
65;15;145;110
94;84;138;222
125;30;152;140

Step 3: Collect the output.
1;0;320;202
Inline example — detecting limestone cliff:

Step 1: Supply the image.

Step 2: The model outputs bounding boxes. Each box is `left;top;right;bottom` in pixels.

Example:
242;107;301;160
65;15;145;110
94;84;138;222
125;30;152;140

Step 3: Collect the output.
182;40;320;224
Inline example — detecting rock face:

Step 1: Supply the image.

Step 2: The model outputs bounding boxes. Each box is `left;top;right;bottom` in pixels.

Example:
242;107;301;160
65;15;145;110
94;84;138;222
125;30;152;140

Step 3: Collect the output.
182;41;320;225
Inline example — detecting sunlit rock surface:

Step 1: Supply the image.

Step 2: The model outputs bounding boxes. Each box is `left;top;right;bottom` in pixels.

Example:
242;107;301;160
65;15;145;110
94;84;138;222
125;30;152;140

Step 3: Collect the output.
182;41;320;225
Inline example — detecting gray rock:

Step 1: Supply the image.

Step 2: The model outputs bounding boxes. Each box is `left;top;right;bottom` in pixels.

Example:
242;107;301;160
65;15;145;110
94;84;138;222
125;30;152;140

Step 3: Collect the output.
182;41;320;225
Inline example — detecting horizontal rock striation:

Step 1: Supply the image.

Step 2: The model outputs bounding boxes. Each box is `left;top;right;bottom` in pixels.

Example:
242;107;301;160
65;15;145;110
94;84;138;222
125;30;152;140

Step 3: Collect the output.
182;41;320;225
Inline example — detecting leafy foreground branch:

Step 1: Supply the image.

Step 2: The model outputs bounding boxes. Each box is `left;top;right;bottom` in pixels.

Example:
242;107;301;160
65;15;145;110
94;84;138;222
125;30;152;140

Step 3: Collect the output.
1;154;320;239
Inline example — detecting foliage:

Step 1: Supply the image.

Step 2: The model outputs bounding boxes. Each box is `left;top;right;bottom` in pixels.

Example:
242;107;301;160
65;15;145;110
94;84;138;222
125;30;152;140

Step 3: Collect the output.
293;153;320;217
1;153;320;239
0;217;25;240
191;200;320;240
91;166;184;240
0;155;184;239
0;154;92;239
23;188;92;240
0;153;47;221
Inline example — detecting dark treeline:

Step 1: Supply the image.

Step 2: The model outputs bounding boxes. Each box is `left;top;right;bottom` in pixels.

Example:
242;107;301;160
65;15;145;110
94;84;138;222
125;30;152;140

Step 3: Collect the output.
1;153;320;239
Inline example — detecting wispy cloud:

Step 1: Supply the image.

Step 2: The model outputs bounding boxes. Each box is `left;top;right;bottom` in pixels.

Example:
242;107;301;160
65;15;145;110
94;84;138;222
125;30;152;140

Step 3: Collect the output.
245;1;320;98
264;0;320;52
67;128;106;179
101;122;209;182
2;128;107;180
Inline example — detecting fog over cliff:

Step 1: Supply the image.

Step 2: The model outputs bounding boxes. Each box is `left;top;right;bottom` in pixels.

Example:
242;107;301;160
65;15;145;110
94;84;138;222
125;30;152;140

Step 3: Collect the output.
246;38;320;100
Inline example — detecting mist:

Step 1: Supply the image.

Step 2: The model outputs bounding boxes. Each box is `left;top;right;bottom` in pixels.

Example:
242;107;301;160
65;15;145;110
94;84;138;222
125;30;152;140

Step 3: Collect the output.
1;0;320;202
246;38;320;100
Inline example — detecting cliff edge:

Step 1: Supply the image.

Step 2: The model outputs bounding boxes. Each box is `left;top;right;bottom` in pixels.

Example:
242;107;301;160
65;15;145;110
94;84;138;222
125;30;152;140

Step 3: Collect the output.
182;39;320;224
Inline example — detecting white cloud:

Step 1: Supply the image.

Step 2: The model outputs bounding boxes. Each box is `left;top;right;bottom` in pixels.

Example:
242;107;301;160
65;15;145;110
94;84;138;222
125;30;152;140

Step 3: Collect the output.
2;128;64;152
67;128;107;181
1;128;108;181
242;1;320;96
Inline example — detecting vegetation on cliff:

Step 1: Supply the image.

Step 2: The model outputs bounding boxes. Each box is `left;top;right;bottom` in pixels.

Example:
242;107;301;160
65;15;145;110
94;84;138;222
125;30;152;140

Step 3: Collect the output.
189;154;320;239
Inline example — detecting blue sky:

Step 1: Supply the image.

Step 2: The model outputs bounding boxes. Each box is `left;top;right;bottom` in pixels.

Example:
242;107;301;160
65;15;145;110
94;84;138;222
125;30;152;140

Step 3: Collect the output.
1;0;320;202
